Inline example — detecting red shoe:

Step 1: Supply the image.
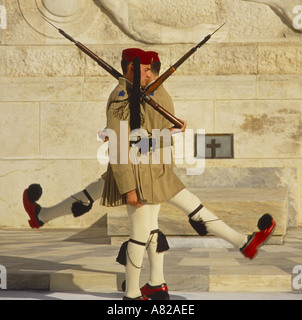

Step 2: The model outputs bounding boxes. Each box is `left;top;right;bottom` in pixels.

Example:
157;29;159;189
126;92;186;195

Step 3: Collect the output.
122;295;148;300
140;283;168;298
241;214;276;260
23;184;44;229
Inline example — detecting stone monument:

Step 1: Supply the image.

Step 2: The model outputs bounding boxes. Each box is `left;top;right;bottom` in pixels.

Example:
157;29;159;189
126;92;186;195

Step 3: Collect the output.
0;1;301;237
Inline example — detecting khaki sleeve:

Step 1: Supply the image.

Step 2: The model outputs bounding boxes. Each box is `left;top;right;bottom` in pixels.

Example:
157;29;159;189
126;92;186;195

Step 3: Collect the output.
106;101;137;195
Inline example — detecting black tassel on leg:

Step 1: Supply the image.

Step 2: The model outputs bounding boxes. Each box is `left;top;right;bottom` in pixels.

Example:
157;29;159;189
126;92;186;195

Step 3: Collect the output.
71;189;94;217
116;241;129;266
71;201;93;217
189;218;208;236
157;231;170;253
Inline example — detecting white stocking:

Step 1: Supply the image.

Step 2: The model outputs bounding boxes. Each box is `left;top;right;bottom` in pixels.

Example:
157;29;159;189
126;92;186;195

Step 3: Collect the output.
125;204;151;298
169;189;248;249
39;178;104;223
147;205;165;286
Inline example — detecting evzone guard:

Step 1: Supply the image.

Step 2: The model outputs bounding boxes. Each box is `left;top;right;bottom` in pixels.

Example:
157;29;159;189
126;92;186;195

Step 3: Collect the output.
23;48;276;300
23;25;276;300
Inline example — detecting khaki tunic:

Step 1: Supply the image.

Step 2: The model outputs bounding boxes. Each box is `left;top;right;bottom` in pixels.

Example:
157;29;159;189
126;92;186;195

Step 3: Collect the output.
101;78;184;207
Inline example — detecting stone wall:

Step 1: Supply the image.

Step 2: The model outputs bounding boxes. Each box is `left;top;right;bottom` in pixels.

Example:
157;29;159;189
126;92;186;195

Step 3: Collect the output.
0;0;301;228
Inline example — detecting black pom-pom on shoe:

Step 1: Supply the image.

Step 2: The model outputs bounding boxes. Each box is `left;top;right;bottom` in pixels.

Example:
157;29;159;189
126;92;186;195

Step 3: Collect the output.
27;184;42;203
257;214;273;231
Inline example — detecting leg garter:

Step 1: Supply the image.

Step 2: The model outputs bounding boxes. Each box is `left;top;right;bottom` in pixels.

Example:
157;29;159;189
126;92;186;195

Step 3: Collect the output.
188;204;208;236
149;229;170;253
116;239;146;267
71;189;94;217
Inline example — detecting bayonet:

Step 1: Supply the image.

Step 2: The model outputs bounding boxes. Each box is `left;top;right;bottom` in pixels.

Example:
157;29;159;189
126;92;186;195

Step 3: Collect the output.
144;21;227;95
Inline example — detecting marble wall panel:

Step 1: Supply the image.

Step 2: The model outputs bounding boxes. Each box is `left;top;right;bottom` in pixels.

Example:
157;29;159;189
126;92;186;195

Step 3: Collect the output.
258;44;302;75
257;75;302;100
40;102;106;159
0;77;83;102
0;102;39;158
4;46;85;77
215;100;302;158
165;75;256;100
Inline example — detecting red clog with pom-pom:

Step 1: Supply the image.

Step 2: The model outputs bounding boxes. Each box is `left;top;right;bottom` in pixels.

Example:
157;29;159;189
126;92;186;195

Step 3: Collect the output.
22;184;44;229
241;214;276;260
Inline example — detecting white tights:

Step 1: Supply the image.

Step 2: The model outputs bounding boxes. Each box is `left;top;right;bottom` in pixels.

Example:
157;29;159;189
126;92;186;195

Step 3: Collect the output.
38;178;105;223
125;188;248;298
125;204;164;298
36;181;247;299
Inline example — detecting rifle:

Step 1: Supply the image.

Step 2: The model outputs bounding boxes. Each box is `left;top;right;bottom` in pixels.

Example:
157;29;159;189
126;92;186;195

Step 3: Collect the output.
144;21;227;95
42;17;184;128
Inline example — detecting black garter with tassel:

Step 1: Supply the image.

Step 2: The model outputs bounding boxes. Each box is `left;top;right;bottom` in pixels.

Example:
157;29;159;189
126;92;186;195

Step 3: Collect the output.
156;230;170;253
71;189;94;217
116;240;129;266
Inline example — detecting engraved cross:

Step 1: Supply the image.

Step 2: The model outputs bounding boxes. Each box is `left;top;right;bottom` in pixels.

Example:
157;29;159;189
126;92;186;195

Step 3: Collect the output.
206;139;221;159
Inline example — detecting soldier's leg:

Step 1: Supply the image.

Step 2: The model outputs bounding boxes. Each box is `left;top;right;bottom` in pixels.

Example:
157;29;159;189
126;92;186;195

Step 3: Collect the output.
124;204;151;299
146;204;165;286
168;188;248;249
23;178;104;228
140;204;169;299
168;188;276;259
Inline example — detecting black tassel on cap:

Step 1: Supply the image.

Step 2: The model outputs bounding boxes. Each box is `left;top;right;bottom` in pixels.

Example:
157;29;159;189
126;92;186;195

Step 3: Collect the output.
130;56;141;131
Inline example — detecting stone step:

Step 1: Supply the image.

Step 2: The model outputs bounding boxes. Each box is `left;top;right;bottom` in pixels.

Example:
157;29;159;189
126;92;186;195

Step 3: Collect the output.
108;187;288;245
6;248;292;293
2;228;300;294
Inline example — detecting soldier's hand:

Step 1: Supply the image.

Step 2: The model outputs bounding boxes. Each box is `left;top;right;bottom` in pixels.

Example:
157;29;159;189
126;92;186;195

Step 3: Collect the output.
126;189;142;208
169;119;187;135
180;120;187;132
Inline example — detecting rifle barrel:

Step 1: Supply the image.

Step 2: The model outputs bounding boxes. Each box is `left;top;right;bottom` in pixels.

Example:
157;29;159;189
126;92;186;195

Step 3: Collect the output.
144;21;226;95
75;42;122;80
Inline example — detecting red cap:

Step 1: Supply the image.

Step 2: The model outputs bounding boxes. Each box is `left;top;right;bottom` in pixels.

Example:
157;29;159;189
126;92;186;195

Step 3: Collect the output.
147;51;160;63
122;48;152;65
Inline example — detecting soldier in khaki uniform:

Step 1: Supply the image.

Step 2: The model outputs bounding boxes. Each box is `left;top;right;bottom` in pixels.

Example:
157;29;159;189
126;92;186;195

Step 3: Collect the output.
23;48;276;300
101;49;187;300
101;53;185;208
102;49;276;300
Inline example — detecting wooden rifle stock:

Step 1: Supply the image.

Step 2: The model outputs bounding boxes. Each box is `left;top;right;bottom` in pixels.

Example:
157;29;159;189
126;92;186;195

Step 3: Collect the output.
142;94;184;128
